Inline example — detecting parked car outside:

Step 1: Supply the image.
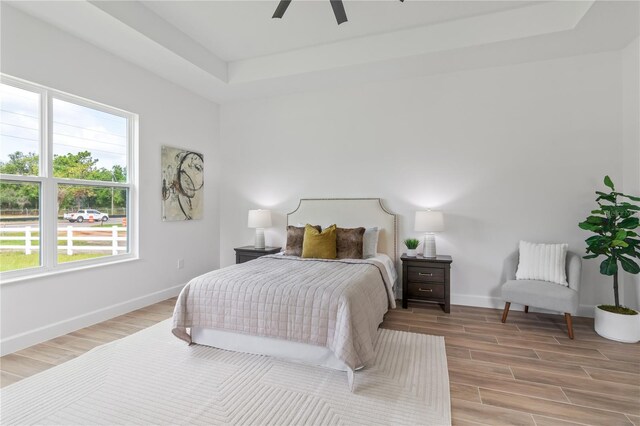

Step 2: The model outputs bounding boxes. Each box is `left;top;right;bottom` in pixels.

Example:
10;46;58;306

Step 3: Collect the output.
63;209;109;223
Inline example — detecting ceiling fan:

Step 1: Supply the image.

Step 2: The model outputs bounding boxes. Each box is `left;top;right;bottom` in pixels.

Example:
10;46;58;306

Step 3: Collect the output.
272;0;404;25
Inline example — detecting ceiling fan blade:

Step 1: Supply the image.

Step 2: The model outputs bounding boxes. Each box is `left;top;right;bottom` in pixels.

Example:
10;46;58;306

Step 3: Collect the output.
330;0;348;24
272;0;292;19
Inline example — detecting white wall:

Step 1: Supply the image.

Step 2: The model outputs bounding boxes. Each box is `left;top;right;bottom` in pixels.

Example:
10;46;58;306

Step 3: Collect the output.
0;5;220;354
622;37;640;309
220;51;626;314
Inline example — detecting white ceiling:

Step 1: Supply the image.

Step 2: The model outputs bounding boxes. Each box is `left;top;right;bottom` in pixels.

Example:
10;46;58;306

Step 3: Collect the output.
142;1;537;61
4;1;639;103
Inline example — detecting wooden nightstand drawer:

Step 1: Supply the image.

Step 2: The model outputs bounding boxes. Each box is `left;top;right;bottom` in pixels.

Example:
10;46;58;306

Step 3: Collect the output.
407;282;444;300
407;266;445;283
401;254;452;313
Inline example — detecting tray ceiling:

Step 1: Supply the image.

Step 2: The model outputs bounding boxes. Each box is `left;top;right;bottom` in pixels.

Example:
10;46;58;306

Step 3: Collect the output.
4;1;639;103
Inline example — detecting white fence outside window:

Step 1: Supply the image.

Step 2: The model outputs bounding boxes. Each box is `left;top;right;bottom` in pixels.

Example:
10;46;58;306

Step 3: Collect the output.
0;226;127;255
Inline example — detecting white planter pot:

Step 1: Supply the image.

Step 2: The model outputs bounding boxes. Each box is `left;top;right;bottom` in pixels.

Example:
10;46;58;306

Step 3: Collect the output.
406;249;417;257
594;306;640;343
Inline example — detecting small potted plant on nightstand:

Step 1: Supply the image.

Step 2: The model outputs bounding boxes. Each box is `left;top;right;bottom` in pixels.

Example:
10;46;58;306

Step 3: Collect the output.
579;176;640;343
404;238;420;257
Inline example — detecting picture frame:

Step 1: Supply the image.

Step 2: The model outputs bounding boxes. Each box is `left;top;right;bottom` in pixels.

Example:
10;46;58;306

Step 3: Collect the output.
161;145;204;221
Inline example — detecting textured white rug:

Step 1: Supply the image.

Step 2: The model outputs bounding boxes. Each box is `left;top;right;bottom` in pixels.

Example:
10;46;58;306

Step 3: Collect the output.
1;320;450;425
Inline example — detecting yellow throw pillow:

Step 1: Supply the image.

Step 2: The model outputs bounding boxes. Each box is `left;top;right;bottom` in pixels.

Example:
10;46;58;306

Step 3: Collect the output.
302;224;337;259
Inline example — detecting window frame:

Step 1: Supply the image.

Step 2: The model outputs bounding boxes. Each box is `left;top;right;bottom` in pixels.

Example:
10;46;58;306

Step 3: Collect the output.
0;74;138;282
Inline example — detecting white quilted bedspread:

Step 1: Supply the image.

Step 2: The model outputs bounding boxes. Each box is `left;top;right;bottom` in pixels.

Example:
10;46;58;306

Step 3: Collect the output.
172;255;396;370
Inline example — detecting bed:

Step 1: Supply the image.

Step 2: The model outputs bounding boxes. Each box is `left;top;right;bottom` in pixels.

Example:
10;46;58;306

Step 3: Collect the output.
172;198;398;389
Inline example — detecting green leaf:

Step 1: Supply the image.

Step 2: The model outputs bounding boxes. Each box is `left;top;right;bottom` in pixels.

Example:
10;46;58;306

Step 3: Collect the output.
583;254;599;259
596;192;616;203
621;194;640;202
587;247;608;255
591;209;604;214
599;206;623;216
620;203;640;211
618;245;636;255
600;257;618;276
611;240;629;248
614;206;633;215
619;256;640;274
585;235;606;244
619;217;639;230
597;196;616;204
586;216;606;224
586;239;609;254
623;237;639;244
615;230;628;240
579;222;603;232
604;176;615;190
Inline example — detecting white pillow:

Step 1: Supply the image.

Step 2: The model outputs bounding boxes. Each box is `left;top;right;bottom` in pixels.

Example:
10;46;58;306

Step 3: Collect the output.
363;227;379;259
516;241;568;286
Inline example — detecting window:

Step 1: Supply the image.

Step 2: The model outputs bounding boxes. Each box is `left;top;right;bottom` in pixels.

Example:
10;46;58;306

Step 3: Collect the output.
0;75;137;278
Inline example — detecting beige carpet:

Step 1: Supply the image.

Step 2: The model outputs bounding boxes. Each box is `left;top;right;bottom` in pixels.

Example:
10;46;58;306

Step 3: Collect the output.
1;320;451;425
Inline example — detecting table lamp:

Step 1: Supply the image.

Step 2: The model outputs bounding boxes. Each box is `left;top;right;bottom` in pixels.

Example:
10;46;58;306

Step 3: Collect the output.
414;210;444;258
248;209;272;249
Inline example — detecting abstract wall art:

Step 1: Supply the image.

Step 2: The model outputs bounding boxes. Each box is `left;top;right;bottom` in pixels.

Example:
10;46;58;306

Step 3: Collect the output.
161;146;204;221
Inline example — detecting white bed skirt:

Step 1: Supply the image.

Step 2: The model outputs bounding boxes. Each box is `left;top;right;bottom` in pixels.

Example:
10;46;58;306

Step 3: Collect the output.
191;327;351;371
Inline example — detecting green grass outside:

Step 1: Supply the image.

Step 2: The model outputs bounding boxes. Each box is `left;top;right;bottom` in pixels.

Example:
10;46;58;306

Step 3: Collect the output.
0;251;107;272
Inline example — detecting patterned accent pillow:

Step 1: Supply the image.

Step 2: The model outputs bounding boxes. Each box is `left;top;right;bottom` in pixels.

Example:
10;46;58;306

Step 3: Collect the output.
336;227;366;259
302;224;337;259
285;225;321;256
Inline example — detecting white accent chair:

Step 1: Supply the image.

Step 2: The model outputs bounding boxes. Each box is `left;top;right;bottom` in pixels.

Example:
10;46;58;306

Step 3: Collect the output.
500;250;582;339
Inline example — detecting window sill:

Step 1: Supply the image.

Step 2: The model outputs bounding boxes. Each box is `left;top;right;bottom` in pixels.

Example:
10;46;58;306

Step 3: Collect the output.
0;255;140;286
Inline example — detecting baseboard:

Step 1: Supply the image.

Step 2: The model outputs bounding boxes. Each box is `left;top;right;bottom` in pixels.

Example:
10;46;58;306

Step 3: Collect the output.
451;293;596;318
1;283;185;356
451;294;504;310
576;304;596;317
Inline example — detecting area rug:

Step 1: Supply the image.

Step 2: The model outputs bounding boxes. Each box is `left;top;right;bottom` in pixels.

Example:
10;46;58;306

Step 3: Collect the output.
0;320;451;425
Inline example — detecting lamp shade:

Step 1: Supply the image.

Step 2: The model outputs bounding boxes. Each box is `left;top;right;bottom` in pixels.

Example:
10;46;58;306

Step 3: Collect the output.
248;209;272;228
415;210;444;232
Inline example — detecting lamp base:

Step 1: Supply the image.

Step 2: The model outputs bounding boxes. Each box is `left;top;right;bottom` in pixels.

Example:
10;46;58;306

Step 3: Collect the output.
254;228;265;249
423;233;437;258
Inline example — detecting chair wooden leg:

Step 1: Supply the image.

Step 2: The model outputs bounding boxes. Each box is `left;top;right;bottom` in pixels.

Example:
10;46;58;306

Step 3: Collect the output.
564;313;574;339
524;306;529;313
501;302;511;323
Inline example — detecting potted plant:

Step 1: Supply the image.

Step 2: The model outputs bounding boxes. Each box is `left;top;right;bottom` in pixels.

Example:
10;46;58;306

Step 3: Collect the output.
404;238;420;257
578;176;640;343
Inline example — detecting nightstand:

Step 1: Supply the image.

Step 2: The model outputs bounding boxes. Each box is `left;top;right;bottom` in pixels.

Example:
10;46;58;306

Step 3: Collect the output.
401;254;452;313
234;246;281;264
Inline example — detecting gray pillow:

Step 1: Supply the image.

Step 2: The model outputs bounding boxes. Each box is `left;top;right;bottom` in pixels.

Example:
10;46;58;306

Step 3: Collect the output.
362;227;379;258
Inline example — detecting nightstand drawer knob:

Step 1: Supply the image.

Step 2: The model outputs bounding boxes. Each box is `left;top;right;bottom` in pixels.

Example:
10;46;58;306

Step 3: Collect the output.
418;273;433;276
418;288;433;292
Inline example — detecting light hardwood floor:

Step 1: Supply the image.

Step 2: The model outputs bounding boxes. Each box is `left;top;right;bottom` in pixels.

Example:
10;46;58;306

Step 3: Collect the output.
1;299;639;425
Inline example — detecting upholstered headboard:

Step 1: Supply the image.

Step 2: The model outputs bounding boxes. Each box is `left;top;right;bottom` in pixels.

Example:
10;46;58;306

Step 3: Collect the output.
287;198;397;262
